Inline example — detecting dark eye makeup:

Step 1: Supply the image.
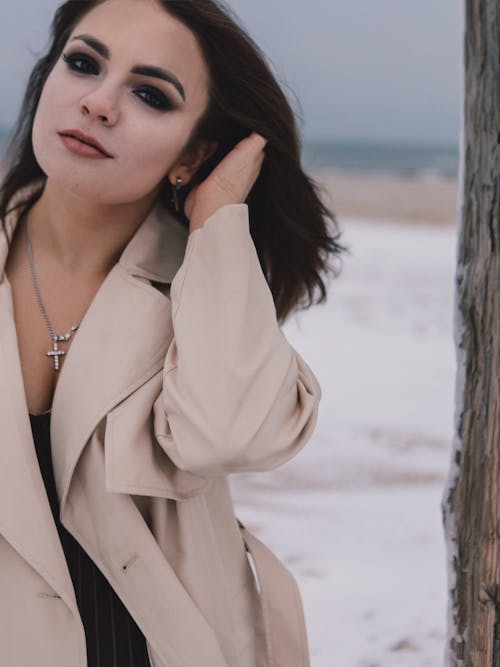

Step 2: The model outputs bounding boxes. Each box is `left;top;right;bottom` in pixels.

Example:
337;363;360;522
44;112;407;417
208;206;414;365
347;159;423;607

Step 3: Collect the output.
62;51;175;112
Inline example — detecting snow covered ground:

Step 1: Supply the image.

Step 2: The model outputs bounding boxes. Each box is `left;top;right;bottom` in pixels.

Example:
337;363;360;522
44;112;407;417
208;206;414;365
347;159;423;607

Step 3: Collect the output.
229;216;457;667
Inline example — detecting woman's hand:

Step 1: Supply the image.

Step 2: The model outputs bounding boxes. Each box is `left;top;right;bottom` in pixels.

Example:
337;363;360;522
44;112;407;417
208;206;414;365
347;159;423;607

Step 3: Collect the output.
184;131;268;233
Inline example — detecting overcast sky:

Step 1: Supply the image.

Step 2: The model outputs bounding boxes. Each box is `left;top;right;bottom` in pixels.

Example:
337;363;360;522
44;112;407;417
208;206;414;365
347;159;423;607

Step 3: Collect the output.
0;0;462;145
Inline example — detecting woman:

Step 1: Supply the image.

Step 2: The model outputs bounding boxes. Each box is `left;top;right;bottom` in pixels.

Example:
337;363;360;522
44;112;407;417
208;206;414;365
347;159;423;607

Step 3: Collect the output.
0;1;345;666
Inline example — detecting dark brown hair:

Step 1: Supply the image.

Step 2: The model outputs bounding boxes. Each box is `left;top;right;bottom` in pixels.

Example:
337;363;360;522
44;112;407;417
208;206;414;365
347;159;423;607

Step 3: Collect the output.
0;0;347;324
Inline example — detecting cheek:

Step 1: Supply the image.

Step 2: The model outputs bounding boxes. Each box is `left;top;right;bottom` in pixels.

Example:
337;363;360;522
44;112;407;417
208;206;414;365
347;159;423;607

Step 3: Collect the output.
104;121;194;203
32;72;66;161
32;89;55;172
34;69;64;125
118;118;193;180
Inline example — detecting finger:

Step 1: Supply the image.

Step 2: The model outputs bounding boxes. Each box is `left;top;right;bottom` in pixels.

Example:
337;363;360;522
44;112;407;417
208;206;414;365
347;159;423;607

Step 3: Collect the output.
213;140;264;182
235;132;267;154
207;131;267;189
244;152;266;197
250;131;268;148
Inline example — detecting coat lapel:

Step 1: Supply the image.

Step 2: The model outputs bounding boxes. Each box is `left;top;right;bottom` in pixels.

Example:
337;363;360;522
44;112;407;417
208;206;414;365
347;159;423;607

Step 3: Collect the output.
0;280;79;614
0;188;189;615
50;259;174;514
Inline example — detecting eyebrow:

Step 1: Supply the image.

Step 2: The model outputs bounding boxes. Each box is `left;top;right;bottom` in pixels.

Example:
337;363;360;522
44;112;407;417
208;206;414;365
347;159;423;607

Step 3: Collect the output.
70;34;186;102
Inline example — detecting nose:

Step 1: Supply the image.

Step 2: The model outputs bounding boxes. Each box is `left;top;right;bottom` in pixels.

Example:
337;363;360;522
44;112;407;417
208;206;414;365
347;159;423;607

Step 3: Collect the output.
79;84;120;125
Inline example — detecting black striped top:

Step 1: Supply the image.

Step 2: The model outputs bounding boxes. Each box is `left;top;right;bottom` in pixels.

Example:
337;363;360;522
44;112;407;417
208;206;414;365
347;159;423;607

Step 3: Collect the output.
29;410;151;667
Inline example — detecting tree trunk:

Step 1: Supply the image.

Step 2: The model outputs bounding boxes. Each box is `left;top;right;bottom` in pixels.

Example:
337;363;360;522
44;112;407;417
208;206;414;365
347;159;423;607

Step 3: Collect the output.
441;0;500;665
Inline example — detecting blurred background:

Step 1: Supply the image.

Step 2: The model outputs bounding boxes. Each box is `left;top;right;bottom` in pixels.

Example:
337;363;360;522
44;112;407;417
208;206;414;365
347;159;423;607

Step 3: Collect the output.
0;1;461;665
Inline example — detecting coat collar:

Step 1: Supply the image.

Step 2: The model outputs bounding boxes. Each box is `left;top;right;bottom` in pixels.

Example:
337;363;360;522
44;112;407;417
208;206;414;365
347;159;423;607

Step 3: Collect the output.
0;179;188;285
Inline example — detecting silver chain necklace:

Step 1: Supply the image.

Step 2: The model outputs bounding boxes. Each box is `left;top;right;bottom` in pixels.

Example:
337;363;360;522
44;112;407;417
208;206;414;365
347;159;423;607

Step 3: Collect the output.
25;214;82;371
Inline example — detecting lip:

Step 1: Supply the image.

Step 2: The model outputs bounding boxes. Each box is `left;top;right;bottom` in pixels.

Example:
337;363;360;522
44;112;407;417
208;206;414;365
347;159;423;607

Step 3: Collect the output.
58;129;113;158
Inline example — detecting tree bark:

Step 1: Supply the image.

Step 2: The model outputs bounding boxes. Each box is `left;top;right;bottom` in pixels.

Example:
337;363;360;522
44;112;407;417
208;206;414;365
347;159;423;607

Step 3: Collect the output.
441;0;500;665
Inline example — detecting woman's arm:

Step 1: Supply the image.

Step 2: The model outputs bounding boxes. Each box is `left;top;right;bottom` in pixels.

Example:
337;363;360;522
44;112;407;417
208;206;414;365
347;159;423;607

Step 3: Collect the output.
153;202;321;477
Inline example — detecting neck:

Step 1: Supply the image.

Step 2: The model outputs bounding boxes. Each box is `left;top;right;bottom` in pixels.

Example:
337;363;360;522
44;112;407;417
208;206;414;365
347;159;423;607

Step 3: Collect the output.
25;179;160;281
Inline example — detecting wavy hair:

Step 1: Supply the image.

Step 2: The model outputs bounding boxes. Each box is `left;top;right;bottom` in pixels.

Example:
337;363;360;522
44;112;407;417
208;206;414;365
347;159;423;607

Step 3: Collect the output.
0;0;347;324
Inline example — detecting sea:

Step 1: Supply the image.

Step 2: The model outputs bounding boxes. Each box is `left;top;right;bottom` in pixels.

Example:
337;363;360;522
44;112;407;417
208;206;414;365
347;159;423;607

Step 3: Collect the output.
0;126;458;181
301;138;458;180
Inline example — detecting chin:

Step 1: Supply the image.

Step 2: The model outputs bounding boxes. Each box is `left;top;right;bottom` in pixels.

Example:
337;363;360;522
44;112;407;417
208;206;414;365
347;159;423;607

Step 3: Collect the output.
46;170;160;207
33;139;162;206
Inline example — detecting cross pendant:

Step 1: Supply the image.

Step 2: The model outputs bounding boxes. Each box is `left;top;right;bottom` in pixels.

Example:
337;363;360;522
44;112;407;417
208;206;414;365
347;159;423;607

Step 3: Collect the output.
47;338;66;371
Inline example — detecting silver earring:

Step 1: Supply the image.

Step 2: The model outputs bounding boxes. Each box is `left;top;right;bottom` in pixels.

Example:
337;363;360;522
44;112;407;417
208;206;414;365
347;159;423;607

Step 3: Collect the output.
172;176;183;212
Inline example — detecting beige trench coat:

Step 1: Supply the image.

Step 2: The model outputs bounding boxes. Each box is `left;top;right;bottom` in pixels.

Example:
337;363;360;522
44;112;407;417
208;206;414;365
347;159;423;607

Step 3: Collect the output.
0;184;321;667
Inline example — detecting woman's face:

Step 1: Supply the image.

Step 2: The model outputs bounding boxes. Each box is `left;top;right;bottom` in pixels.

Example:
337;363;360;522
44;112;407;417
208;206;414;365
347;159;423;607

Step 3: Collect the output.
32;0;211;205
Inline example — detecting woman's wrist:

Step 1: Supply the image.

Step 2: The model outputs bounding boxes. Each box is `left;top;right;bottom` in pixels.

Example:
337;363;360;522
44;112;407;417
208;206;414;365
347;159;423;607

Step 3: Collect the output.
188;199;241;234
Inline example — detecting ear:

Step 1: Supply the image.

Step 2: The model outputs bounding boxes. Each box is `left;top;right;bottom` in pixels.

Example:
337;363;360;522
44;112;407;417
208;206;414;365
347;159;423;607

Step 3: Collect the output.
167;139;219;187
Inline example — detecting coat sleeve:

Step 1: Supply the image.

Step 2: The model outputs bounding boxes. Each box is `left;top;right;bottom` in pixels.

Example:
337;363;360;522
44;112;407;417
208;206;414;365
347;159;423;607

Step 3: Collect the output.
152;203;322;477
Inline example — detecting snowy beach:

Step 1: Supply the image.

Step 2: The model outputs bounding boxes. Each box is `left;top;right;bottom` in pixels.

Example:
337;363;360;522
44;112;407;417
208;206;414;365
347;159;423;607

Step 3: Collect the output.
230;171;459;667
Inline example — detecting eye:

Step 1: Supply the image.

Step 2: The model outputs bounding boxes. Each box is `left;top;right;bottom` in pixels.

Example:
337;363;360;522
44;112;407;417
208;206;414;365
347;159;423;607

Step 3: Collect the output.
61;51;175;112
134;86;174;111
62;51;99;75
